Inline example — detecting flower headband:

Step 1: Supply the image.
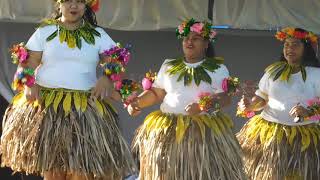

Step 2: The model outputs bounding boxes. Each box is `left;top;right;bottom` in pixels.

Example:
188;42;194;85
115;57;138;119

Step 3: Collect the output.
275;27;318;46
56;0;100;12
176;18;217;41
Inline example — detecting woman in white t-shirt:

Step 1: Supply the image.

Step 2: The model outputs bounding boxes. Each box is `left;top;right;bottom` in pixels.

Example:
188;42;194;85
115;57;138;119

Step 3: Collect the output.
237;27;320;180
127;19;247;180
0;0;136;179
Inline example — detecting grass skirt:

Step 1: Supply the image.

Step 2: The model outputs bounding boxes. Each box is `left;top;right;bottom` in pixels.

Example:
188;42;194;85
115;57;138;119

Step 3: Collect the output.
237;115;320;180
1;88;137;179
133;110;247;180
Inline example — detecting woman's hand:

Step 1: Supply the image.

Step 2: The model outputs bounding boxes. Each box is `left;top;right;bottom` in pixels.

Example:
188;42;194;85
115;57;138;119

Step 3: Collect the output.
24;84;40;102
289;104;310;118
91;76;113;100
185;102;201;115
238;95;252;112
127;99;142;116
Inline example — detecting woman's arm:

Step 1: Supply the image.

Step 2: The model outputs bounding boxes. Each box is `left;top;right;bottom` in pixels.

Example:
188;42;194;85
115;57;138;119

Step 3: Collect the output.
127;87;166;116
22;51;42;101
239;95;267;112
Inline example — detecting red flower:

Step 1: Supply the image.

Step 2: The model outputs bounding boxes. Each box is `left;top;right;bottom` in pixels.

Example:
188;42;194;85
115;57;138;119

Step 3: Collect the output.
293;31;308;39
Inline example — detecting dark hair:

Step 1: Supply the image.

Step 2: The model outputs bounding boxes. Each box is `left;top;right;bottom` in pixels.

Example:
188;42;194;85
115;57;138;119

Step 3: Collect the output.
280;28;320;67
206;41;216;58
51;3;98;27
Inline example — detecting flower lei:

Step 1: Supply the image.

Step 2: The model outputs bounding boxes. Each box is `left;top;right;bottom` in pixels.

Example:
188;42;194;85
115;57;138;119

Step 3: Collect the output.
56;0;100;12
222;77;240;96
102;43;137;106
10;43;35;91
115;79;141;107
10;42;29;64
176;18;217;41
198;92;213;112
142;71;157;90
197;92;221;113
275;27;318;47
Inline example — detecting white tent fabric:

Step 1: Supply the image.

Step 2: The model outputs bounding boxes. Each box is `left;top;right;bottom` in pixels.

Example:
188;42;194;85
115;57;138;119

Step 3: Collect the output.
0;0;209;30
0;0;320;33
213;0;320;34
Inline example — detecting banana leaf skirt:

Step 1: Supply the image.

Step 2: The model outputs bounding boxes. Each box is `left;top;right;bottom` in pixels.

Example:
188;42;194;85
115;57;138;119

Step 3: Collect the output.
0;88;137;178
132;110;247;180
237;115;320;180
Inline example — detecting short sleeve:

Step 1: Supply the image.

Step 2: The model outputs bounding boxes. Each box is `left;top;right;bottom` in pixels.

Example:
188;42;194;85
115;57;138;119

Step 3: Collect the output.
26;28;45;51
213;64;230;93
96;28;116;54
152;60;169;89
255;72;270;100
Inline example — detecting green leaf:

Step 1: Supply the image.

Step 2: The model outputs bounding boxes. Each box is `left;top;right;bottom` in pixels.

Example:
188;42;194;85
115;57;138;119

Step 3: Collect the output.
46;30;58;41
301;66;307;81
273;65;286;81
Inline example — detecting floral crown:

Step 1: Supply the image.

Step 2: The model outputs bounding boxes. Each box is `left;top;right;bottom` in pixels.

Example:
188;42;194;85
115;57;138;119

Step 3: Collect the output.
275;27;318;46
56;0;100;12
176;18;217;41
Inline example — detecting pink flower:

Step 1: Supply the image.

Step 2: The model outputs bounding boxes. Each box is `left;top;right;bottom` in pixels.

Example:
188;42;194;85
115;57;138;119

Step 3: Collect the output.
178;25;184;34
142;78;152;90
190;23;204;34
308;114;320;121
246;111;255;118
25;76;35;87
114;81;122;90
306;97;320;106
221;78;228;92
110;74;121;82
18;47;28;63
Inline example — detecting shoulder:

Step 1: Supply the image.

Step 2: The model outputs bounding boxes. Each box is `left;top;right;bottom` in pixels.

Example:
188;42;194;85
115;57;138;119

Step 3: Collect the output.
94;27;109;37
306;66;320;79
37;25;57;33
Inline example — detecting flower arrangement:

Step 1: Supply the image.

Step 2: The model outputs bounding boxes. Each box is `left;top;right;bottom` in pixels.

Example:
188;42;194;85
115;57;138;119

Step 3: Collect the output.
142;71;157;90
305;97;320;121
198;92;213;112
222;77;240;96
10;42;28;64
115;79;141;107
176;18;217;41
12;67;35;91
275;27;318;46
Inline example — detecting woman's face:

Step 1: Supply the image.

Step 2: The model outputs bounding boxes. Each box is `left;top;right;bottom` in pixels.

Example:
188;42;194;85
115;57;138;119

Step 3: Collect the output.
182;32;208;61
59;0;86;23
283;37;304;66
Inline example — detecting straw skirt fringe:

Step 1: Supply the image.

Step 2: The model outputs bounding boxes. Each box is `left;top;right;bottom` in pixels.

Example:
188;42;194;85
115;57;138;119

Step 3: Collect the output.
1;89;137;179
237;115;320;180
133;110;247;180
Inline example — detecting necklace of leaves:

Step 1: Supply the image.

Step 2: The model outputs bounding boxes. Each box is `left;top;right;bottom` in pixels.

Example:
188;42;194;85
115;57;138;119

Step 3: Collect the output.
40;19;101;49
265;61;306;81
166;57;223;86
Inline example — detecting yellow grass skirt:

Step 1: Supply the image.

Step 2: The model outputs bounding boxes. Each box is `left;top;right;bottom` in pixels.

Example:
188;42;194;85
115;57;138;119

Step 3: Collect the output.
0;88;137;179
133;110;247;180
237;115;320;180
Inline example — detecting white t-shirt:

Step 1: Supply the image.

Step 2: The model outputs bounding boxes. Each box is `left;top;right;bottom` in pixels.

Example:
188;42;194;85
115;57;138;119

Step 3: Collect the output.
153;59;230;115
26;25;116;90
256;66;320;126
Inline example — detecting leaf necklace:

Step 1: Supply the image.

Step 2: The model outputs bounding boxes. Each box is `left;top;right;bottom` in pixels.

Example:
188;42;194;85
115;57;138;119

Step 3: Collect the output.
265;61;306;82
166;57;224;86
41;19;101;49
